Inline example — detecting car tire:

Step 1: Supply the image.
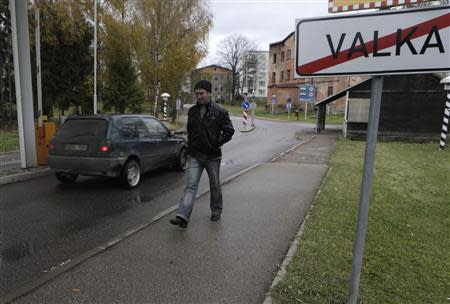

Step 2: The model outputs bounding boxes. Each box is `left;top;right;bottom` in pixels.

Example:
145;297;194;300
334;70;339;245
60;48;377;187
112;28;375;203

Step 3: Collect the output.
175;148;188;171
121;159;141;189
55;172;78;184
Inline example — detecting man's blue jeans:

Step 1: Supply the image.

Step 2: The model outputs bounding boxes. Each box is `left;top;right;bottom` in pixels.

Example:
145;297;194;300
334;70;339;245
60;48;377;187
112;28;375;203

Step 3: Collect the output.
175;156;222;222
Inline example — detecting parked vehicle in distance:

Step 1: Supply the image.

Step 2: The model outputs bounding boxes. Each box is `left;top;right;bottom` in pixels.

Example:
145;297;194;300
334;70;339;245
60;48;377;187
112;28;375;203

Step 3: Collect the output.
48;115;187;188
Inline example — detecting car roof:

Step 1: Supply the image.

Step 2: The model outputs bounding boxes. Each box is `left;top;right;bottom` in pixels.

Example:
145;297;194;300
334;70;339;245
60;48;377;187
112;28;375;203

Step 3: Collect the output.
65;114;158;121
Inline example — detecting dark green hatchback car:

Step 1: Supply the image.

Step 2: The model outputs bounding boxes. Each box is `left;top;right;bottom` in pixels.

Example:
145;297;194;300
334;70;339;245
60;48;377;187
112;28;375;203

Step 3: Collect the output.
48;115;187;188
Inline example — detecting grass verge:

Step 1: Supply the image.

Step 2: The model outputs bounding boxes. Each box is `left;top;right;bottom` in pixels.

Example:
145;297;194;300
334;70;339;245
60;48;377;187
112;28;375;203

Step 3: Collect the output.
272;139;450;303
222;105;344;124
0;129;19;153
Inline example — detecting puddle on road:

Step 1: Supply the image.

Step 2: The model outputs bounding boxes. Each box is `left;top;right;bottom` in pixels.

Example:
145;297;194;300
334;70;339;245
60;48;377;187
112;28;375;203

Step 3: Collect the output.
1;242;34;262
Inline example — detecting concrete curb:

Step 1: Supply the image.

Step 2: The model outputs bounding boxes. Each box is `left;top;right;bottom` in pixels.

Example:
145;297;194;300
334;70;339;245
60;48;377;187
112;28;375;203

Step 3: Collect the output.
262;167;333;304
0;167;51;186
240;126;256;132
0;150;19;156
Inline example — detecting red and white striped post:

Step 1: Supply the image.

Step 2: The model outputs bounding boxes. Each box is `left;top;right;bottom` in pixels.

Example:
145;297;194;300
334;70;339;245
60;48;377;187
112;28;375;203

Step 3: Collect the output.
440;77;450;150
161;92;170;123
439;94;450;150
243;110;248;130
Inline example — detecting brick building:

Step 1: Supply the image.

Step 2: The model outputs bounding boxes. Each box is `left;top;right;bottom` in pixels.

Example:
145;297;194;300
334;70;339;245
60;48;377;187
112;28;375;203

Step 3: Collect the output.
191;65;233;103
267;32;367;113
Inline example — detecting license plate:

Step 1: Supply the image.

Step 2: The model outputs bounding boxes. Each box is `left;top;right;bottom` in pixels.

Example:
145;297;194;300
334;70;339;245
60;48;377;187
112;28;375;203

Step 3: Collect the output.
64;144;88;151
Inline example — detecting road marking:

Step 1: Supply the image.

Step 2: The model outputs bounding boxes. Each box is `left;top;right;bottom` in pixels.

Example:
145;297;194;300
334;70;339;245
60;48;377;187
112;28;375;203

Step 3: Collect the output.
0;160;21;166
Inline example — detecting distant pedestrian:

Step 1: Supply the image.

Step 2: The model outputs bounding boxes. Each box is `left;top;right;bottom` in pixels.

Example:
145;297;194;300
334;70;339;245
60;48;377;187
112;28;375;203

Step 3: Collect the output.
169;80;235;228
243;92;249;103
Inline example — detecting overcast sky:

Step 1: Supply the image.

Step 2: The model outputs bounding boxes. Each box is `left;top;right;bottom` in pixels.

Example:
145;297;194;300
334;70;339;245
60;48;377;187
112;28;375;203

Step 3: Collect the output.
200;0;330;67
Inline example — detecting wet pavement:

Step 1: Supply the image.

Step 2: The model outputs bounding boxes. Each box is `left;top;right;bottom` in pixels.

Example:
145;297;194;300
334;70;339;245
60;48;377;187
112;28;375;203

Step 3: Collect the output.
1;131;339;304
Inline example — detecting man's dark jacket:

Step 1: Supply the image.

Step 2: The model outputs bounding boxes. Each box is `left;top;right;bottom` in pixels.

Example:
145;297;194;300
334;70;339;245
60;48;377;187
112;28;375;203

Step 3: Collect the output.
187;101;235;159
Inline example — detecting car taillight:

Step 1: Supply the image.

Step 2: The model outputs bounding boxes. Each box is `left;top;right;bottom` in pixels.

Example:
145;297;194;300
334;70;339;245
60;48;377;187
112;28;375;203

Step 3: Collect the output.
100;145;109;152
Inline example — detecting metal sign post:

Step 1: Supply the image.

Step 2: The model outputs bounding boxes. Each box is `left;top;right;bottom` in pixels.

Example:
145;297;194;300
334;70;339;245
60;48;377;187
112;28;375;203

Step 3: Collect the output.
347;76;383;304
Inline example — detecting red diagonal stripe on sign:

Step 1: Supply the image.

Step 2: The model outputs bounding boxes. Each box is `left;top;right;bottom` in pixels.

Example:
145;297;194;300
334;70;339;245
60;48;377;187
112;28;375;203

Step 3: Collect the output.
298;12;450;75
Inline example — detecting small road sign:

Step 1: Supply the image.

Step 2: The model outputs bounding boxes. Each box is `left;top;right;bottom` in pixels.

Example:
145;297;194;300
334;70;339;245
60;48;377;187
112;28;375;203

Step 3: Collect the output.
299;84;315;102
296;6;450;76
242;101;250;110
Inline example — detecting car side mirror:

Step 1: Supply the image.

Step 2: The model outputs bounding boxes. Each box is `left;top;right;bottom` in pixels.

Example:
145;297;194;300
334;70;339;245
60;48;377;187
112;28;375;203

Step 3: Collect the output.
169;130;175;136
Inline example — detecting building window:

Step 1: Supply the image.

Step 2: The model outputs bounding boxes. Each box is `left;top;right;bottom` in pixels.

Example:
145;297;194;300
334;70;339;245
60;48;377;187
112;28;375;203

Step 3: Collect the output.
259;89;265;95
273;53;277;63
287;69;291;80
272;72;276;83
328;86;333;96
287;49;291;60
259;80;265;86
280;71;284;81
281;51;284;62
220;86;223;91
215;87;218;91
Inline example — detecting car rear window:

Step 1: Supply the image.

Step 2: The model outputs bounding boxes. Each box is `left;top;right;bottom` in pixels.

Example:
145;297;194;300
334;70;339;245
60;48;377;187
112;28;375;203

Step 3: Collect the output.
58;119;108;140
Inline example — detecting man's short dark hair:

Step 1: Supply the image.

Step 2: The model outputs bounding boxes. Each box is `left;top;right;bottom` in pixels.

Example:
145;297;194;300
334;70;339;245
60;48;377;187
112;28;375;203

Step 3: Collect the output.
194;80;212;93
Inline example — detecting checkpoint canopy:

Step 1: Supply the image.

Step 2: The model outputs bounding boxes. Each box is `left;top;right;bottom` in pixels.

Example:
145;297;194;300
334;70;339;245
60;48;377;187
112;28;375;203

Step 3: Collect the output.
296;5;450;77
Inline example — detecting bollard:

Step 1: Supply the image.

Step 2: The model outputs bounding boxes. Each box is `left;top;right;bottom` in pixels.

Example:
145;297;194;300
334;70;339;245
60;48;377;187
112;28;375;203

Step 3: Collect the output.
163;100;167;122
439;77;450;150
243;110;248;130
439;96;449;150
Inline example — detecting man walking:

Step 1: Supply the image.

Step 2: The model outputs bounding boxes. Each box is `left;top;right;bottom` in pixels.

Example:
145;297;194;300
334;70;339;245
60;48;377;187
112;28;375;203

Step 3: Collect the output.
169;80;235;228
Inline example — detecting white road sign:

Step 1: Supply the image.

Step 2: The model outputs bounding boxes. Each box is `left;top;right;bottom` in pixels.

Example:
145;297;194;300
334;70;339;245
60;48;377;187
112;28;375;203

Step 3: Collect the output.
296;6;450;76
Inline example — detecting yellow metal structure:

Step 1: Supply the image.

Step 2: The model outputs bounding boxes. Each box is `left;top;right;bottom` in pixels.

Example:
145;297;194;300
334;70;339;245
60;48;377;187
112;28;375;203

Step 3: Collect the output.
35;122;56;165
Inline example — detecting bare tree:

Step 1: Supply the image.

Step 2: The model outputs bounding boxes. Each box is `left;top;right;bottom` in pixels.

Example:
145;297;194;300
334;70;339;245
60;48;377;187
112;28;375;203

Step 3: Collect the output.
217;34;255;103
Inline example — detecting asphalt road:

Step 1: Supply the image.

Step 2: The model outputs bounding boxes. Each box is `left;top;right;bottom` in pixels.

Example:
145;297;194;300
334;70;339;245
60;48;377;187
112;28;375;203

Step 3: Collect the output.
0;117;320;298
0;152;21;172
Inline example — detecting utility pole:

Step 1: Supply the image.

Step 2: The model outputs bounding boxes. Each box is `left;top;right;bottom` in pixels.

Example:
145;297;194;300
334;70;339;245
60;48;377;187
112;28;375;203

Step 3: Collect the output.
35;3;42;128
9;0;37;168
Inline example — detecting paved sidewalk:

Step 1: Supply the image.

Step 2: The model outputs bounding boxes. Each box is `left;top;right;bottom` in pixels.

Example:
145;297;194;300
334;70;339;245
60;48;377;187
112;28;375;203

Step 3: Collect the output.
5;132;338;304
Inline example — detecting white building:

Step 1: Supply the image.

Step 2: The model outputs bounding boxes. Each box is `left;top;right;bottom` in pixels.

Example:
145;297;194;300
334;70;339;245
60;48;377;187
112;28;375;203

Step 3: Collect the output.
241;51;269;98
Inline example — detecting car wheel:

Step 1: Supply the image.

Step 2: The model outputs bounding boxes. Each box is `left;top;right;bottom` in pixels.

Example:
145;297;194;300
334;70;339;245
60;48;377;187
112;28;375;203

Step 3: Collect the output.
121;159;141;188
175;148;187;171
55;172;78;184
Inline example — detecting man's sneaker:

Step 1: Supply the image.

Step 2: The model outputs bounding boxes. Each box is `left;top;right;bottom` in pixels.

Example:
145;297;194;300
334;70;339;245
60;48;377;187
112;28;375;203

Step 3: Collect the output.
210;214;221;221
169;216;188;228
